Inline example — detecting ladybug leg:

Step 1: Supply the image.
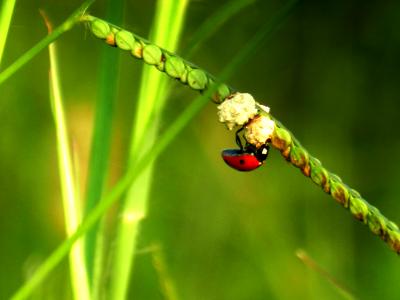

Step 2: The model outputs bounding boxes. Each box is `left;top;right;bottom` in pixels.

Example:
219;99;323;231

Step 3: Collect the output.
235;127;245;151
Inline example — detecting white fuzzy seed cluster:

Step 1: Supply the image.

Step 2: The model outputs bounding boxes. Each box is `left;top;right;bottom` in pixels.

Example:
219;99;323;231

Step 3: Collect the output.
217;93;258;130
244;115;276;148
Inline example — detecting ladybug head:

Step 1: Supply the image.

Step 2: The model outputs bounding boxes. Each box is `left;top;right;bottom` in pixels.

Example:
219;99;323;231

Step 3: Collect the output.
254;144;270;163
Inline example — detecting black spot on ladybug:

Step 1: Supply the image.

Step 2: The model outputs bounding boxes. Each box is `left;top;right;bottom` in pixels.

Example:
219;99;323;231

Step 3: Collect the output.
239;159;245;164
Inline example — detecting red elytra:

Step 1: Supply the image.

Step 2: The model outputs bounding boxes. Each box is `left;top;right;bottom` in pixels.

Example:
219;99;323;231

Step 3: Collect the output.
221;149;262;171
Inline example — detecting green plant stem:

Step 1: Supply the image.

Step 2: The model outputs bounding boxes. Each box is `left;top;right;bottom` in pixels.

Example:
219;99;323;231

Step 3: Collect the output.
0;0;94;86
10;5;291;297
270;117;400;253
10;74;215;300
296;249;355;300
110;1;188;299
46;20;90;300
151;243;179;300
0;0;16;66
84;0;123;291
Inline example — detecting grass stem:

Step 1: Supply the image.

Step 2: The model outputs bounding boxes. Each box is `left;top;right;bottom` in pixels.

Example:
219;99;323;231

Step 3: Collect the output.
84;0;124;290
44;13;90;300
296;249;356;300
0;0;17;66
110;1;188;299
0;0;94;86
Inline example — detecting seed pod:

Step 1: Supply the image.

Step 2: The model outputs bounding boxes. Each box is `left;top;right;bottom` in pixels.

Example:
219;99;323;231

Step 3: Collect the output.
210;82;231;103
367;207;386;236
188;69;208;90
90;19;111;39
349;188;361;198
330;180;350;207
271;126;292;153
180;66;189;84
309;157;330;192
143;44;162;65
387;231;400;253
388;221;399;231
156;58;165;72
116;30;135;51
131;41;144;59
165;56;186;79
289;144;308;170
329;173;343;185
349;196;369;223
217;84;231;102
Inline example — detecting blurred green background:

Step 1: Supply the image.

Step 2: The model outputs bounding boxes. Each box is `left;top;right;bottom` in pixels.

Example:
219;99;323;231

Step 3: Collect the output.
1;0;400;299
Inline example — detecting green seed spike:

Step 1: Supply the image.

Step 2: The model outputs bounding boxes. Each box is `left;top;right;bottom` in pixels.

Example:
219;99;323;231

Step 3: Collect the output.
270;120;400;254
115;30;135;51
188;69;208;90
164;55;185;79
80;14;400;254
90;18;110;39
142;44;162;65
81;15;231;104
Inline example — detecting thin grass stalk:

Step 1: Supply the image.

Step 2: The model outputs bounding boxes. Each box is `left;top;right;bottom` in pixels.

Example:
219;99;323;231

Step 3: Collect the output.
45;17;90;300
183;0;256;59
84;0;124;291
151;244;179;300
296;249;356;300
0;0;16;66
110;1;188;299
10;7;289;297
0;0;94;86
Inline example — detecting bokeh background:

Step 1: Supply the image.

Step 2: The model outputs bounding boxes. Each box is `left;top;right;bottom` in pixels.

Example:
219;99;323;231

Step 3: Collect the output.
1;0;400;299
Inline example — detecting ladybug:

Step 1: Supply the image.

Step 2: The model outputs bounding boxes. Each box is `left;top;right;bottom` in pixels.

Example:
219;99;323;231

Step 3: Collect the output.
221;128;270;171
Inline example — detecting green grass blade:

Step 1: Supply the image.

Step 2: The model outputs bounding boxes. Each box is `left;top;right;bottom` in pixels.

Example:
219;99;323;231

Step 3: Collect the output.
0;0;17;66
46;17;90;300
110;1;189;299
183;0;256;58
151;244;179;300
10;5;295;298
0;0;94;86
9;79;215;300
296;249;356;300
84;0;124;290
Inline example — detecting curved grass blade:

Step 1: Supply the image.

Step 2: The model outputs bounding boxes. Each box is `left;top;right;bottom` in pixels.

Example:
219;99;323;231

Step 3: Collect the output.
151;243;179;300
84;0;124;292
43;12;90;300
10;4;295;297
0;0;17;66
296;249;356;300
110;1;189;299
0;0;94;86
